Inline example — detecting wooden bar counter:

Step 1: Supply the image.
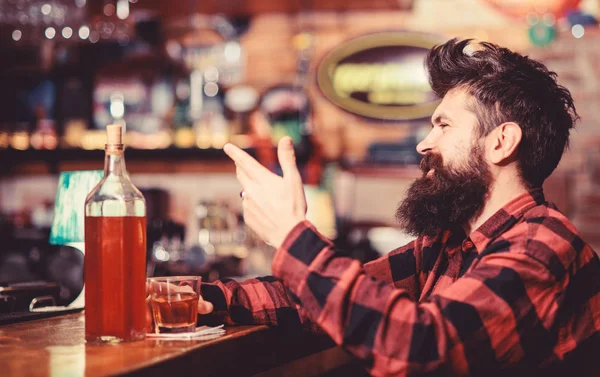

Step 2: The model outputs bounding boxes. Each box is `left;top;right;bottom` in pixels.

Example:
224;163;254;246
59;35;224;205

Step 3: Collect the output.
0;312;357;377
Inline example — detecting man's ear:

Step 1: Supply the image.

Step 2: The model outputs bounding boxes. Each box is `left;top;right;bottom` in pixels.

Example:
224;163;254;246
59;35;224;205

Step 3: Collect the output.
487;122;522;165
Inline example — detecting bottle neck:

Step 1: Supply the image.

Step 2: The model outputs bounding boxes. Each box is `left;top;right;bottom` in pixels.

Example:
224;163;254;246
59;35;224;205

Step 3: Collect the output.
104;144;127;176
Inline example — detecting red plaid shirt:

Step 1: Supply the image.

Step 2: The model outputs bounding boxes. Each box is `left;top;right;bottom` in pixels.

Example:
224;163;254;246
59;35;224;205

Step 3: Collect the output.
201;189;600;376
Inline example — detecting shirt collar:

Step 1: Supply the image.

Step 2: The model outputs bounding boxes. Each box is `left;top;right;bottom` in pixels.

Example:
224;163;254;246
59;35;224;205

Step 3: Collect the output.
469;188;546;254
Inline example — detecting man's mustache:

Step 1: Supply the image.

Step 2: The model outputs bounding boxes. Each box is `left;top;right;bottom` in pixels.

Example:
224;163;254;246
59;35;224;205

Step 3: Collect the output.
420;153;444;174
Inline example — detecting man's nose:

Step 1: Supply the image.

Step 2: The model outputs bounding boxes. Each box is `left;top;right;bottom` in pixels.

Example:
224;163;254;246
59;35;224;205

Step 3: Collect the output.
416;130;435;155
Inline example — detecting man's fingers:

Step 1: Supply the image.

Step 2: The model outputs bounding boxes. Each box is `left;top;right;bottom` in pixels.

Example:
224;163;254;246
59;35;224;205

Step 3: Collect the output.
146;295;154;332
235;163;254;190
198;297;214;315
224;143;271;180
178;285;195;293
277;137;306;208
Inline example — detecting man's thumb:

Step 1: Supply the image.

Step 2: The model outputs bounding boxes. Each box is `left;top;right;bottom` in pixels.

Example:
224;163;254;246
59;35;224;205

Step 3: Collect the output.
198;299;214;314
277;137;300;181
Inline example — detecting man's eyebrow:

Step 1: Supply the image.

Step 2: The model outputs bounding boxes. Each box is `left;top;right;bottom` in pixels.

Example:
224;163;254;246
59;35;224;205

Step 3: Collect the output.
431;114;453;125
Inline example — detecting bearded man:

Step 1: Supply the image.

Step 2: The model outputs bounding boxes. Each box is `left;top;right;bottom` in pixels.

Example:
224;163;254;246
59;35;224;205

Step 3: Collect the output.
195;39;600;376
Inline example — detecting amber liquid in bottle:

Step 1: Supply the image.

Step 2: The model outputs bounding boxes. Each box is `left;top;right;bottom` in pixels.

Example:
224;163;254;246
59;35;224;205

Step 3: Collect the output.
84;124;147;342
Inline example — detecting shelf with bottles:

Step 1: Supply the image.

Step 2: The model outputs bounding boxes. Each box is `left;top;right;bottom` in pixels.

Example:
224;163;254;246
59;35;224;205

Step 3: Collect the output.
0;119;319;177
0;84;321;178
0;144;258;176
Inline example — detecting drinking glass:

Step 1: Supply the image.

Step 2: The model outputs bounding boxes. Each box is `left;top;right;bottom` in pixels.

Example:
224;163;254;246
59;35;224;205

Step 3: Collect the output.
147;276;202;333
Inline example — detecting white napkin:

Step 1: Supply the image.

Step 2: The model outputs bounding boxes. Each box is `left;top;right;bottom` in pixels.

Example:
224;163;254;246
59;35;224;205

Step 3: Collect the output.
146;324;226;340
30;305;83;312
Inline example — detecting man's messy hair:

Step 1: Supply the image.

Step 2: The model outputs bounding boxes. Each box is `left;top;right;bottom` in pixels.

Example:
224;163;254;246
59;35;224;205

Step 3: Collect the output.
426;38;579;188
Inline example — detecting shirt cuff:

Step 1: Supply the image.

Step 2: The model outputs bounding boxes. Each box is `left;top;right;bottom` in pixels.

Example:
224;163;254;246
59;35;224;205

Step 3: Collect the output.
201;282;228;311
272;220;333;292
198;282;231;325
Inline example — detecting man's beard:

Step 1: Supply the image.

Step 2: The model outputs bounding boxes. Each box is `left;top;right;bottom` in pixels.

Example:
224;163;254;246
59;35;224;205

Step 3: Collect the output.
395;144;492;237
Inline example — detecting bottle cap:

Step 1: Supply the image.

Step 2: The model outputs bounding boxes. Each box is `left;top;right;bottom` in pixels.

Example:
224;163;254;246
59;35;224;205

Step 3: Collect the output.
106;124;122;145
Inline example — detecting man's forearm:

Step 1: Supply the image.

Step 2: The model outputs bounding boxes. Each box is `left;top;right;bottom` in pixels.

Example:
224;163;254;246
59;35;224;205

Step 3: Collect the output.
201;277;321;332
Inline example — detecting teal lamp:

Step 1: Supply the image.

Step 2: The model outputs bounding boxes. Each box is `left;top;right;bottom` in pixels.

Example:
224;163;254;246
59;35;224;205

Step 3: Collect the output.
49;170;104;308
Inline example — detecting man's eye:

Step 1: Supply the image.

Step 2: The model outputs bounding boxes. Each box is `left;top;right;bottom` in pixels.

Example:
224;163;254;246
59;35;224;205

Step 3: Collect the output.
439;123;449;129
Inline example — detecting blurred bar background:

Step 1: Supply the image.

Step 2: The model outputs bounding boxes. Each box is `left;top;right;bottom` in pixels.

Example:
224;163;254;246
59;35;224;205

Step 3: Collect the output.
1;0;599;308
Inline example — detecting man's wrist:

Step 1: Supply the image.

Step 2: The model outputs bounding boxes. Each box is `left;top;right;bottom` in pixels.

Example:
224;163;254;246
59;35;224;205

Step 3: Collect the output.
273;217;306;249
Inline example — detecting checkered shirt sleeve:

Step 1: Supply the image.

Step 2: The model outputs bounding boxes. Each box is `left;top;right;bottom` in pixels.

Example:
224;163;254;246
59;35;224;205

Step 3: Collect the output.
270;216;600;376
